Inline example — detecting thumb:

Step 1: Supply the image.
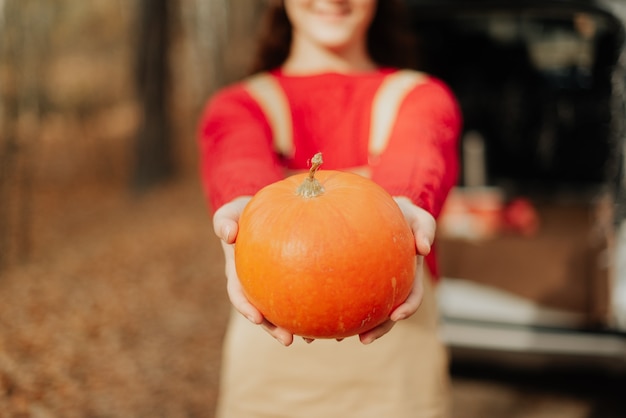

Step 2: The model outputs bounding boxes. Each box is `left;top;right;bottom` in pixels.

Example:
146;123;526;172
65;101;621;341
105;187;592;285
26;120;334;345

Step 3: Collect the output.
215;219;238;244
212;196;252;244
416;234;431;256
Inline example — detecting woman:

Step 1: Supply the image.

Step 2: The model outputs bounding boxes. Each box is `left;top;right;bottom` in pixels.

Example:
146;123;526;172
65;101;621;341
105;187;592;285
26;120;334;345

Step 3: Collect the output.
198;1;462;417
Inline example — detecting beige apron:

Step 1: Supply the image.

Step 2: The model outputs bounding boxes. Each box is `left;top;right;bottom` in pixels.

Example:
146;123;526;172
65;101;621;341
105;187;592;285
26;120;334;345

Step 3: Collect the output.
215;71;450;418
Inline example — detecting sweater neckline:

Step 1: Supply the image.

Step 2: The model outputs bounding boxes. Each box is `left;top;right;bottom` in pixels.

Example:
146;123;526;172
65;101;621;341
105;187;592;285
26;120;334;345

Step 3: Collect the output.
269;67;397;80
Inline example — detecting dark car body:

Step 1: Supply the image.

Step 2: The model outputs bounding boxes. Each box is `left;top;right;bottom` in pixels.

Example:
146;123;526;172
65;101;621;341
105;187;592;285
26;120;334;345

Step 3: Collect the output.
405;0;626;367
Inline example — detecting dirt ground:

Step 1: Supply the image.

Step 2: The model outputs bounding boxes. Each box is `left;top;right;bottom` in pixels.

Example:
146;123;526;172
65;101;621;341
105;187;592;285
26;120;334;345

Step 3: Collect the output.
0;178;624;418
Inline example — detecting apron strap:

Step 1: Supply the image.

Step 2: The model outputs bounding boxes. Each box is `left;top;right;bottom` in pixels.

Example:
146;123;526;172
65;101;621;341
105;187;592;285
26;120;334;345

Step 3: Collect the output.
244;72;294;157
243;70;427;170
369;69;426;157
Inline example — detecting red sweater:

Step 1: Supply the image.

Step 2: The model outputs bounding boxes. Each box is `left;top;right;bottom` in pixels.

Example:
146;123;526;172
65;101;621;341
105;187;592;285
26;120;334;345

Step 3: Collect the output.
198;68;462;278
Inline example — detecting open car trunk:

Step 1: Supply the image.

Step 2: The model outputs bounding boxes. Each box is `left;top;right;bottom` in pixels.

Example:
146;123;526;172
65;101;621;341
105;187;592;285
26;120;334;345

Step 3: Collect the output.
406;0;626;366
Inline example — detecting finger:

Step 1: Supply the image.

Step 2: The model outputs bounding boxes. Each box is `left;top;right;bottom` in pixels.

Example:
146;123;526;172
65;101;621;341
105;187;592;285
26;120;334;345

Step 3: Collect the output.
213;210;240;244
359;319;395;345
212;196;251;243
413;212;436;255
392;197;436;256
416;222;436;255
390;283;423;321
303;337;315;344
214;218;239;244
226;275;263;325
222;241;264;325
415;234;431;256
390;258;424;321
260;319;294;346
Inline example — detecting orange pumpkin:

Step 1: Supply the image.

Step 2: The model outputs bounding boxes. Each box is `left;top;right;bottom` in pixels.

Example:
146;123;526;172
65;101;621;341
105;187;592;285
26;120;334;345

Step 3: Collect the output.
234;153;416;339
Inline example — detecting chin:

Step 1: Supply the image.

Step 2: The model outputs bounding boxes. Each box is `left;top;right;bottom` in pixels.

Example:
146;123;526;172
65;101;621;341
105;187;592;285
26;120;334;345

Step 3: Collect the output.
311;29;360;50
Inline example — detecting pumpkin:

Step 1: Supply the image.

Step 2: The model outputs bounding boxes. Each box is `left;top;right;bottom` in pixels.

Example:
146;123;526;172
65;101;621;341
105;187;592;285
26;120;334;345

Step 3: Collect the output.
234;153;416;339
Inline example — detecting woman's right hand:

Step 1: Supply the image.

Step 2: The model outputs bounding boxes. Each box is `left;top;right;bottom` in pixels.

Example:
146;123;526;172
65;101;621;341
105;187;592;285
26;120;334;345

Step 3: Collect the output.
212;196;296;346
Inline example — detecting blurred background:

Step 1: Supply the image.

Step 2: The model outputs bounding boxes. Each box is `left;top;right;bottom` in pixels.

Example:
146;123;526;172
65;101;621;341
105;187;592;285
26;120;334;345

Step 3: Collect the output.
0;0;625;417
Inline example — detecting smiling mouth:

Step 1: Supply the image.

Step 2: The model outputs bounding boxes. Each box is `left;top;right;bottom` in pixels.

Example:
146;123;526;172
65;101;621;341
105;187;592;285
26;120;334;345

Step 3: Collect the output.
314;7;350;19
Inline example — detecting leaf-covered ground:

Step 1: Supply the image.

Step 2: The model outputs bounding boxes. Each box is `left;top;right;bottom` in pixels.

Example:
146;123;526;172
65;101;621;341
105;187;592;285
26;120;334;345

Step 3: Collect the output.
0;180;229;418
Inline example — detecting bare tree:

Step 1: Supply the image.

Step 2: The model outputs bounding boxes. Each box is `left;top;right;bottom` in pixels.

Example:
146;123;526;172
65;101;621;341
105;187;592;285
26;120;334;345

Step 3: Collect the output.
178;0;266;108
133;0;174;192
0;0;52;271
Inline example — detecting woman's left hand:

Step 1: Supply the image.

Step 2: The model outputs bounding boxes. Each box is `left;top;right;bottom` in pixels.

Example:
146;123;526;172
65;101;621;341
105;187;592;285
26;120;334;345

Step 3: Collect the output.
358;196;436;344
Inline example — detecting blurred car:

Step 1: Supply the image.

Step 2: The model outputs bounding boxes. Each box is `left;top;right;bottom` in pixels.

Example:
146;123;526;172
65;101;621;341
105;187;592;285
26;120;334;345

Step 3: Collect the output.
405;0;626;368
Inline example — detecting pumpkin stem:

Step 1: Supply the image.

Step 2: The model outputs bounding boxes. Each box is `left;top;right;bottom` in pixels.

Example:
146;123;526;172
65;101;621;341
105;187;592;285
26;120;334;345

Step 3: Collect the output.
296;152;325;198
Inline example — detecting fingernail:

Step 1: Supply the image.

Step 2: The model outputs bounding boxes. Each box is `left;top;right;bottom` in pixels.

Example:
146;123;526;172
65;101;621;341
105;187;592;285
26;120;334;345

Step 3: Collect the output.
392;313;406;322
222;226;231;242
245;314;255;323
276;336;287;346
362;336;375;345
303;337;314;344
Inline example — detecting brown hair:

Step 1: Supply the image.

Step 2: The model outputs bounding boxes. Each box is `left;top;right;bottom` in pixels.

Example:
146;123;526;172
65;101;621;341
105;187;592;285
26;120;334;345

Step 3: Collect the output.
249;0;418;74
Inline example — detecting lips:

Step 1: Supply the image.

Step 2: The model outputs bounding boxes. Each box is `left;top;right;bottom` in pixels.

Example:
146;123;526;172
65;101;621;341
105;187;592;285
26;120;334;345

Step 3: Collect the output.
313;5;350;19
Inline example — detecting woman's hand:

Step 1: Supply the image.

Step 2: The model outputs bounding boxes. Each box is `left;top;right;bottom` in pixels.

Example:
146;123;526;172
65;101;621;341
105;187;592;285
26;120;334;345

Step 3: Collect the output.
358;196;436;344
213;196;296;346
214;195;436;346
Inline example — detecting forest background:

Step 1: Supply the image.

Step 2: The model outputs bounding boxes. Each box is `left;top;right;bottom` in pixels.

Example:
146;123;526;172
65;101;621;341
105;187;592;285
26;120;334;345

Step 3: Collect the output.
0;1;260;416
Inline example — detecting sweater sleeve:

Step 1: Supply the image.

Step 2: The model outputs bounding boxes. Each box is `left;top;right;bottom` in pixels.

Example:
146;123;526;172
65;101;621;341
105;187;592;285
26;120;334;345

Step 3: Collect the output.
371;77;462;219
197;84;285;211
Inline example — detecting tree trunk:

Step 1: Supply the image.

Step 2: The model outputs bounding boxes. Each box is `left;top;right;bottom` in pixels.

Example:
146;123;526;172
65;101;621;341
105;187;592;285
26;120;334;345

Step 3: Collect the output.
133;0;173;192
0;0;49;271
